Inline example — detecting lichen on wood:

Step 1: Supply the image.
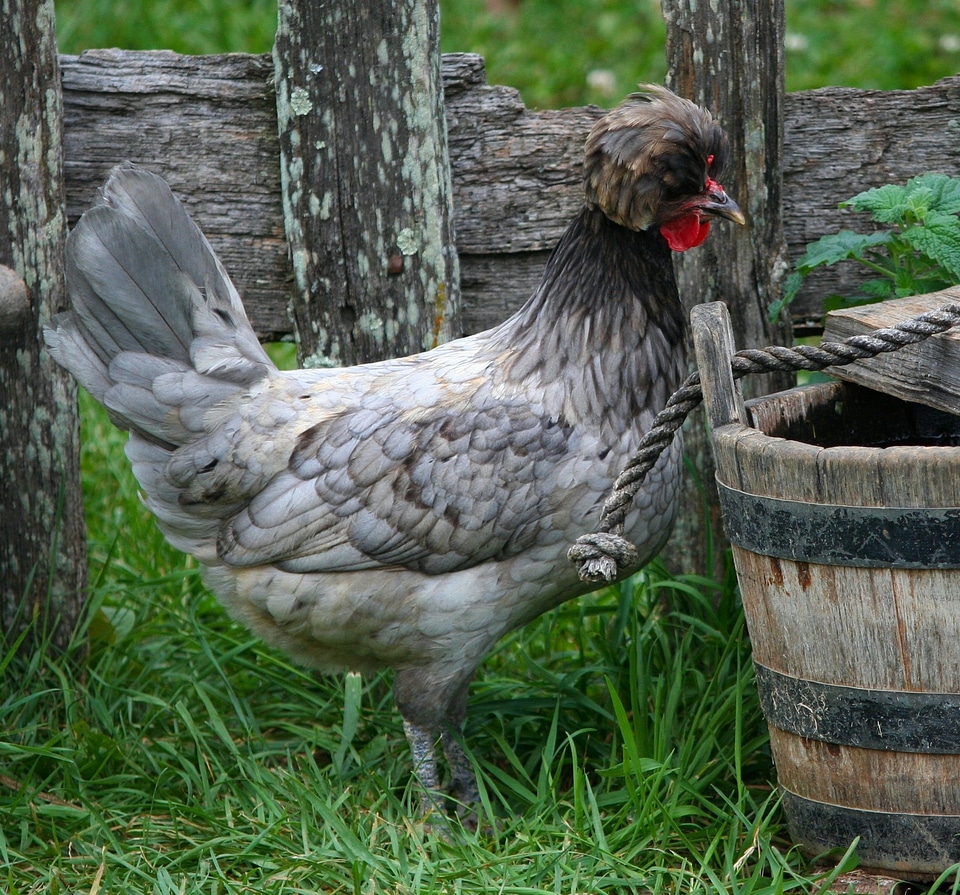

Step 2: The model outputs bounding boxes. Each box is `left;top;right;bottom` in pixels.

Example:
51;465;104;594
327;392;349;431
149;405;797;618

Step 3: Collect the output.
1;0;86;652
273;0;461;368
661;0;793;579
58;51;960;341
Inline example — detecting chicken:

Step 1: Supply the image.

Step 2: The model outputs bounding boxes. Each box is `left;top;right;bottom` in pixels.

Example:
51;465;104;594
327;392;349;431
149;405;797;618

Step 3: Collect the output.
44;85;744;820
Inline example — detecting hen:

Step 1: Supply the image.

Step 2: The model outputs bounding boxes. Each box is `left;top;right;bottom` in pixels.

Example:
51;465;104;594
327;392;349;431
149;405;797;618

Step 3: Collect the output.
45;85;743;819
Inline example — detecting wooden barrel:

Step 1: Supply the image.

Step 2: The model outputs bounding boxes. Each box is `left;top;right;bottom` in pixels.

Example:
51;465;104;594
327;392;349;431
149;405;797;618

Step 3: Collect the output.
692;304;960;877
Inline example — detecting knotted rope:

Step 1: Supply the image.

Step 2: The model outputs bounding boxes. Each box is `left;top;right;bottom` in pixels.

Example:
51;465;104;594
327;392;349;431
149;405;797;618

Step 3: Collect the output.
568;303;960;583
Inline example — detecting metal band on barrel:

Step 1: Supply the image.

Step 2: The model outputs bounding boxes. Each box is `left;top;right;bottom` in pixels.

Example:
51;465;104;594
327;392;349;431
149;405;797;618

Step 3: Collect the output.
754;663;960;754
717;480;960;568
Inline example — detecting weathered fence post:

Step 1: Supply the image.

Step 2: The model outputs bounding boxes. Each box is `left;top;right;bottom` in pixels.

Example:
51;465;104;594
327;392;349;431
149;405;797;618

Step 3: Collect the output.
0;0;86;651
273;0;461;367
661;0;794;579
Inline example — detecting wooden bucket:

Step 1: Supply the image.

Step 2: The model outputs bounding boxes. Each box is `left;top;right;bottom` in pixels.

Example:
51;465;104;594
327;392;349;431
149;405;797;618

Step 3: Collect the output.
692;303;960;877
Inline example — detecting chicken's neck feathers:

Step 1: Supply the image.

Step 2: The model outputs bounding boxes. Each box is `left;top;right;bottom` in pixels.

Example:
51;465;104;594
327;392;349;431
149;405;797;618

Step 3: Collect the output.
490;206;686;433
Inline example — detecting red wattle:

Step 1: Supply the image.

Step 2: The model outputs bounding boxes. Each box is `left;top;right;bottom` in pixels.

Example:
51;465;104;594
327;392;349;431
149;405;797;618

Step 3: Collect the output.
659;214;711;252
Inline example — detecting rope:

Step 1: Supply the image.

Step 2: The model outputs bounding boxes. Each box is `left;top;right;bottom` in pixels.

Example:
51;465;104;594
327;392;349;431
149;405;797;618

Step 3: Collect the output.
568;302;960;583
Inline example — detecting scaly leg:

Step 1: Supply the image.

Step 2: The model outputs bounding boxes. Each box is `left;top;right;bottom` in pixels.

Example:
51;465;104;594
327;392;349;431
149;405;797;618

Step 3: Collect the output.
440;679;480;825
441;728;479;817
402;719;444;818
396;668;480;825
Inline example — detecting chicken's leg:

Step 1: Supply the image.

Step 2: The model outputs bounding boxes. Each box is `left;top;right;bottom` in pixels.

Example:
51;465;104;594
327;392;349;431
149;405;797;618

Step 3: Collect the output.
402;718;443;816
441;729;479;810
398;670;479;823
439;679;479;813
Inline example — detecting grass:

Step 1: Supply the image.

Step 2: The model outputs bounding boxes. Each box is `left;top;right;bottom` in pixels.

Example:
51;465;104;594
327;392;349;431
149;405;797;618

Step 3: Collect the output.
12;391;949;891
9;0;960;891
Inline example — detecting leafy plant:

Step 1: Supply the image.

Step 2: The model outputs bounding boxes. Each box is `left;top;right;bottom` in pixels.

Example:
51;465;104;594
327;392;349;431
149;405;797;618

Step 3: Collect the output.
770;172;960;322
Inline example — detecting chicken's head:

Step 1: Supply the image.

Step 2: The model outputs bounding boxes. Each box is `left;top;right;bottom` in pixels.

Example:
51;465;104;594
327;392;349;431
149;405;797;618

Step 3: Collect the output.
583;85;746;251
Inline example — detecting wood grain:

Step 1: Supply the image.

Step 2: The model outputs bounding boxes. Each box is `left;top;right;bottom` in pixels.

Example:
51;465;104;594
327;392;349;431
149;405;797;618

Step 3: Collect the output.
785;84;960;325
1;0;87;650
720;383;960;687
691;301;747;430
700;364;960;862
661;0;792;579
770;728;960;815
60;50;291;338
273;0;460;366
821;287;960;416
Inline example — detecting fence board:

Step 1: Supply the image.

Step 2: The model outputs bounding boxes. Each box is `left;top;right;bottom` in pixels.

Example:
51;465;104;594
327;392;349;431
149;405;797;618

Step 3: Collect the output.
60;50;960;338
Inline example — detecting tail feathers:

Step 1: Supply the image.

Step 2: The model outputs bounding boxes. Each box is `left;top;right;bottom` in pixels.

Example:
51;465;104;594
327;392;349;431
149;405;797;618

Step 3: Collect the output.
65;202;199;367
98;352;245;447
45;163;274;446
43;318;114;406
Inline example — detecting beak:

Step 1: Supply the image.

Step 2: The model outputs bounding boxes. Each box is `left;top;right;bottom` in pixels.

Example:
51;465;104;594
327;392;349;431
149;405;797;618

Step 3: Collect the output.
701;187;746;226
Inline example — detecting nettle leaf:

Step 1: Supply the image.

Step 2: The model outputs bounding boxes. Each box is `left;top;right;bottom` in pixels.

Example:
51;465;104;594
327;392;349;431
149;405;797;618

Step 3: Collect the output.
822;292;879;313
912;274;958;295
907;173;960;216
842;183;913;224
857;278;898;299
768;271;804;321
797;230;892;271
782;270;804;302
844;175;960;225
771;174;960;322
894;265;915;292
901;213;960;280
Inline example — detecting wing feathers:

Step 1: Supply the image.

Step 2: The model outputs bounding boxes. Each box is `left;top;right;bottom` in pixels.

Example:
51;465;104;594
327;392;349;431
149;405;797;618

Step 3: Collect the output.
211;376;577;575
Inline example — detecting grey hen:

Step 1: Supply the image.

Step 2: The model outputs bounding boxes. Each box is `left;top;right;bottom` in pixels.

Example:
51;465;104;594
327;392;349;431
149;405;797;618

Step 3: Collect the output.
45;85;743;820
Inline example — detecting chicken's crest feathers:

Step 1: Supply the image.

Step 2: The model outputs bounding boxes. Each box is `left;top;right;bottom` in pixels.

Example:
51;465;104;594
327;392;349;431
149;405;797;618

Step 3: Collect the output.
583;84;730;232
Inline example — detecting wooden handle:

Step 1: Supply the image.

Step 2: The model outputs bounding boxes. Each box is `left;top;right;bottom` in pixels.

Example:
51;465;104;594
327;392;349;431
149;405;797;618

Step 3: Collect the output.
691;301;746;431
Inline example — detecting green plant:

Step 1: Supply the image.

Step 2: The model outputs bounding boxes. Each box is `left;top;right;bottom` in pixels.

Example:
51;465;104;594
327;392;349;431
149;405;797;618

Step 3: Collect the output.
770;172;960;322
